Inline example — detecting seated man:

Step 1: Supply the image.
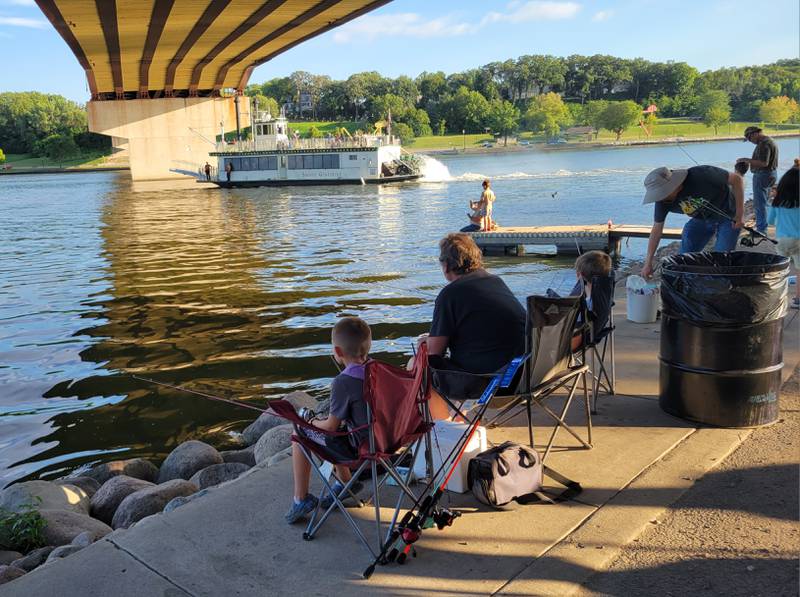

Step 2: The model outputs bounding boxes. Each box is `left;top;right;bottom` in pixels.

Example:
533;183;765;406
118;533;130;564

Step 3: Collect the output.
421;233;526;418
285;316;371;523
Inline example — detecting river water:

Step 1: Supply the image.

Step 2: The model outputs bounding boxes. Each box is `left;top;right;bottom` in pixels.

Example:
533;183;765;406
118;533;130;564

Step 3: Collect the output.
1;138;797;486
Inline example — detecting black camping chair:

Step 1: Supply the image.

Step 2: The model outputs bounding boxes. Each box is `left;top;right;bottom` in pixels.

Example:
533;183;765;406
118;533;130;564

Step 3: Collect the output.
430;296;592;462
486;295;592;461
576;273;616;413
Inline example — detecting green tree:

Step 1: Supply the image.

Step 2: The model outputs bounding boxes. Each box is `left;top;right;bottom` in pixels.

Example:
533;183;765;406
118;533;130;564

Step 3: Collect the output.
488;100;520;146
371;93;409;121
0;92;90;154
759;95;799;125
404;108;432;137
247;93;279;117
525;92;571;139
597;100;642;140
308;125;322;138
392;122;415;144
696;90;731;134
36;133;79;164
580;100;608;138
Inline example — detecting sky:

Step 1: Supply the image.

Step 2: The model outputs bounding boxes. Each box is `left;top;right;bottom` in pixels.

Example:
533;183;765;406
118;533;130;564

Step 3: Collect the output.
1;0;798;103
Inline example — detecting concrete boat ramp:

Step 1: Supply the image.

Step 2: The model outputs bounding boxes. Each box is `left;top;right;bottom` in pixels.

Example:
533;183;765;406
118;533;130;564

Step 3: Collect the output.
4;295;798;597
469;225;683;256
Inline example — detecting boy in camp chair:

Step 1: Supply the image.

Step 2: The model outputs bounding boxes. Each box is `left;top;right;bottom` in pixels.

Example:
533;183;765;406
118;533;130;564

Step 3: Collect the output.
285;316;371;523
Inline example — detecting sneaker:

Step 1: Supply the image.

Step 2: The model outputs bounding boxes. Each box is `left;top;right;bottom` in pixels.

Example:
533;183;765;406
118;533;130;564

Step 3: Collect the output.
320;480;363;510
791;297;800;310
285;494;318;524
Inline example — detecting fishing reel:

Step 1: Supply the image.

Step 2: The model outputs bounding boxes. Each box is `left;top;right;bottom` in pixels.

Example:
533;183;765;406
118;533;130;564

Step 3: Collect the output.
432;507;461;530
740;227;777;248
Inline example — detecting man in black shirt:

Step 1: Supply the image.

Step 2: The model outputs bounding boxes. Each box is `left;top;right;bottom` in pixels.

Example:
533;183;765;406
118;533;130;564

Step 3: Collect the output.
737;126;779;233
641;165;744;278
421;233;526;418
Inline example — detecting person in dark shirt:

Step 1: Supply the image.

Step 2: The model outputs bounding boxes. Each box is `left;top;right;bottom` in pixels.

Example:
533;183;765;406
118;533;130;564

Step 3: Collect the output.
737;126;779;233
420;233;526;418
641;165;744;278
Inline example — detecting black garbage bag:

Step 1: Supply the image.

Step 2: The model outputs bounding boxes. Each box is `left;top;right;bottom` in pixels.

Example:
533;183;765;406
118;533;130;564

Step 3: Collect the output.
660;252;789;326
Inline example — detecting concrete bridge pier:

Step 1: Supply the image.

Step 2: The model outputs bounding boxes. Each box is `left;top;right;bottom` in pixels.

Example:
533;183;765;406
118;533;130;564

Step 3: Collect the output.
88;97;245;181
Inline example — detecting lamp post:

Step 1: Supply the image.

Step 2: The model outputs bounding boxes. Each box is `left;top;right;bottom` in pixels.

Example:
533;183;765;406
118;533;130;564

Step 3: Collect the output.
462;129;466;151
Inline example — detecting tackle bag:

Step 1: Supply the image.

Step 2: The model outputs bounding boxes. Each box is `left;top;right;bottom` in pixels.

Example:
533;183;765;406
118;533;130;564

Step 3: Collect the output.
467;441;581;508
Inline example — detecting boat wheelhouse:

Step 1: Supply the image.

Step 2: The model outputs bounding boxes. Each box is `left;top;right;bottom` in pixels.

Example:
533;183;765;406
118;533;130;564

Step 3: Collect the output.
208;108;420;187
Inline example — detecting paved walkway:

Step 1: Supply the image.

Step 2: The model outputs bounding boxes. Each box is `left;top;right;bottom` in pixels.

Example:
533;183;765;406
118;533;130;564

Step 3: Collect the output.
3;299;798;597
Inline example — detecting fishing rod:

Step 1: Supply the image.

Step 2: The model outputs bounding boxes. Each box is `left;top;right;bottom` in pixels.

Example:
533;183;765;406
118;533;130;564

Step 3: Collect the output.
363;355;527;579
133;376;270;414
675;140;700;165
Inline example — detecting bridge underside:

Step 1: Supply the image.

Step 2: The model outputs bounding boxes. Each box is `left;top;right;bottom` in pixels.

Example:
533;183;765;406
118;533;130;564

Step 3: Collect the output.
36;0;390;179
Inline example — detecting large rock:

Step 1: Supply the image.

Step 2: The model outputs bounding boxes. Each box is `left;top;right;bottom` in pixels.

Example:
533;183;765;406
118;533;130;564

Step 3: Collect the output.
85;458;159;484
45;544;83;564
220;446;256;467
157;441;223;483
55;476;101;498
10;546;53;572
111;480;197;529
0;481;89;515
0;551;21;565
188;463;250;489
266;447;292;468
163;488;209;514
39;509;112;546
284;390;317;411
0;565;25;585
90;476;155;525
241;411;285;446
253;424;294;465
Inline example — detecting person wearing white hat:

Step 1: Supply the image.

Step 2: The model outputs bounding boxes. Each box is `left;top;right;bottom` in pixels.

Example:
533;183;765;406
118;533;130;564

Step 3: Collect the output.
640;165;744;278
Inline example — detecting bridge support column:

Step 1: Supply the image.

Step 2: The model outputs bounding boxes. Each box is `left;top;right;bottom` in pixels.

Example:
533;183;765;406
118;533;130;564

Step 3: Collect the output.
87;97;245;181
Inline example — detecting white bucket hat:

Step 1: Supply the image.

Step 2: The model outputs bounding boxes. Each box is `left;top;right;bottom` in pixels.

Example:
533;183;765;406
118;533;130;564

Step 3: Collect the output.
642;167;688;204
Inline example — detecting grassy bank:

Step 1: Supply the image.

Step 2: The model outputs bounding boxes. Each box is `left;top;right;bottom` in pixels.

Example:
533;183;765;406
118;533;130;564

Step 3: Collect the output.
290;118;799;152
3;151;115;170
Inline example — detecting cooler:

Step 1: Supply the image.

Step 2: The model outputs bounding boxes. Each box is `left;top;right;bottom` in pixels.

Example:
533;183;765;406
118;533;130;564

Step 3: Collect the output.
413;421;488;493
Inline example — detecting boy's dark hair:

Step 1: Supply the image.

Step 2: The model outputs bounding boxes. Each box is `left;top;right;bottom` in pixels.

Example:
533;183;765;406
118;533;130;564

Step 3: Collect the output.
332;317;371;359
734;161;749;176
439;233;483;275
575;250;612;280
772;162;799;209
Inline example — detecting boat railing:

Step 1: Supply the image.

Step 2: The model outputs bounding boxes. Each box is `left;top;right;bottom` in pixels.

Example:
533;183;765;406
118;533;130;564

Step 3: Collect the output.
213;135;396;153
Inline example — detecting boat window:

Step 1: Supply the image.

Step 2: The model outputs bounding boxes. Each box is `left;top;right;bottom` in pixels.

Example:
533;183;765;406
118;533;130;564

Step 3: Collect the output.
258;156;277;170
323;154;340;169
227;158;241;171
313;155;324;169
349;154;358;160
303;155;314;169
288;155;298;169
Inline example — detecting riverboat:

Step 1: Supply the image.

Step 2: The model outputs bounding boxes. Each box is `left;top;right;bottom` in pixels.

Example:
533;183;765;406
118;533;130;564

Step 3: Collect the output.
207;108;421;187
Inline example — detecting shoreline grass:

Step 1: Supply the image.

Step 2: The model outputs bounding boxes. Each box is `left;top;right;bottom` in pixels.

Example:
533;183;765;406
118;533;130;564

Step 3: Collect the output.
4;150;114;170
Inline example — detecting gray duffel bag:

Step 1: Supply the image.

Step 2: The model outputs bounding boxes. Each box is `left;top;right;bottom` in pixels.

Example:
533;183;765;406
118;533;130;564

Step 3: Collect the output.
467;441;581;509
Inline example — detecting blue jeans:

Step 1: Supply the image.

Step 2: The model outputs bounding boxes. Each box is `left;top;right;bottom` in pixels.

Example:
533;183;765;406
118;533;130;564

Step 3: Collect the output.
752;170;776;233
681;217;740;253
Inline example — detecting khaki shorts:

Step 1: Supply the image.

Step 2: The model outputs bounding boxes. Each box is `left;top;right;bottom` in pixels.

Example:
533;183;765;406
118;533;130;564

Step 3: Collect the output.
776;238;800;266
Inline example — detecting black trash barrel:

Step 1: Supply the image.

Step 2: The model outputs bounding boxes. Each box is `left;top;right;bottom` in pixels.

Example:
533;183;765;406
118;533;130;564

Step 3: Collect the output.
659;251;790;427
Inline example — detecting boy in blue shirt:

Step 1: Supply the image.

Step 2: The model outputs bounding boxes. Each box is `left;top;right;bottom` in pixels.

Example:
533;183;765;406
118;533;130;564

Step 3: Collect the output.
286;316;371;523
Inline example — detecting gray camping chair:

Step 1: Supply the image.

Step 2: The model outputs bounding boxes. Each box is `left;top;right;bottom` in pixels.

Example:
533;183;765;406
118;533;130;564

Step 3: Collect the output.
576;274;616;413
484;295;592;461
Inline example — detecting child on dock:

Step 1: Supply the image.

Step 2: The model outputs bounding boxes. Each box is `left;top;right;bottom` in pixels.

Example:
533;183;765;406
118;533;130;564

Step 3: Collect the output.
461;179;496;232
285;317;371;523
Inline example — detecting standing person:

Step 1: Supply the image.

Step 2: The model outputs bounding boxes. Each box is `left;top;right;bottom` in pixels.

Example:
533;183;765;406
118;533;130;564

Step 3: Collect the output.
224;160;233;182
460;179;496;232
203;162;212;181
737;126;779;233
640;165;744;278
768;159;800;309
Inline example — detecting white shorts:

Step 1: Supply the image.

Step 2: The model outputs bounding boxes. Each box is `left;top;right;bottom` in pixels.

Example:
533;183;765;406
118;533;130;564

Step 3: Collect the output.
776;238;800;266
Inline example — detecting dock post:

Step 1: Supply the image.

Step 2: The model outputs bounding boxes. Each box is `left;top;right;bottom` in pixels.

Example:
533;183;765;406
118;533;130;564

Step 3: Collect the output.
609;235;622;257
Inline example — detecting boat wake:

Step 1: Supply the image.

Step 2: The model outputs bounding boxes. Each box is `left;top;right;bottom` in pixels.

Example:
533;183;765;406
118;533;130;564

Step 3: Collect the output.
418;155;453;182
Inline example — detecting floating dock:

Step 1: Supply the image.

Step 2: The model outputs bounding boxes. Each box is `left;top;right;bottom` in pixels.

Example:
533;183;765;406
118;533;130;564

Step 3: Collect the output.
468;224;683;256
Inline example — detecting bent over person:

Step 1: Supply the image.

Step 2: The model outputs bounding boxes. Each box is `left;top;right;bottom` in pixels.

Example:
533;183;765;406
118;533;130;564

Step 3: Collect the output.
641;165;744;278
420;233;526;419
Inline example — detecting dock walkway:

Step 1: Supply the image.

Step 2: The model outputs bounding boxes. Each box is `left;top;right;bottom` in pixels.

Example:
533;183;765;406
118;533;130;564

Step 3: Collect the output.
4;294;797;597
469;224;683;255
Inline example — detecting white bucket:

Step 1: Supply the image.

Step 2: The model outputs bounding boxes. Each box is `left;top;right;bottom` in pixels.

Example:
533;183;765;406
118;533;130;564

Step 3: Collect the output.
412;421;487;493
626;275;660;323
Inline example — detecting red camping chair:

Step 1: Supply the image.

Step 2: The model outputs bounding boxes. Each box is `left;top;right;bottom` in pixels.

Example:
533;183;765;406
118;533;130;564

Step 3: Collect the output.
269;343;433;559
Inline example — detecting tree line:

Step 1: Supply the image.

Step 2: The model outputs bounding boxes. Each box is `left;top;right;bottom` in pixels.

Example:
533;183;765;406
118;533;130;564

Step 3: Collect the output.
246;55;800;142
0;92;109;162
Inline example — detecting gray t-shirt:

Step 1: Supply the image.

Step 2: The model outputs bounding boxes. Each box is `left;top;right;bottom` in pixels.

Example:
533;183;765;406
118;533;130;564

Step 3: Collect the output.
330;365;368;445
751;136;778;172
